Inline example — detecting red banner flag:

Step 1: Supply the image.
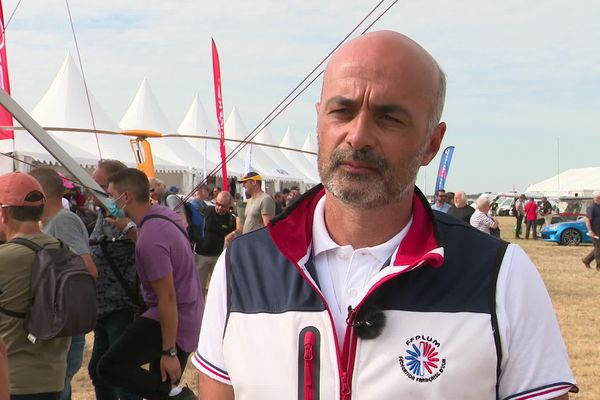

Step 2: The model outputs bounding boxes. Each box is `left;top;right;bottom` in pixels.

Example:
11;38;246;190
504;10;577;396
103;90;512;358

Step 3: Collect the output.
0;2;13;140
211;38;228;191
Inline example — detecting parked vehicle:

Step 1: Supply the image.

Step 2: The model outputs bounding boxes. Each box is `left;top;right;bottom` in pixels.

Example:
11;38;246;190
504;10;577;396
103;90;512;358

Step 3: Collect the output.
496;196;517;216
540;217;592;246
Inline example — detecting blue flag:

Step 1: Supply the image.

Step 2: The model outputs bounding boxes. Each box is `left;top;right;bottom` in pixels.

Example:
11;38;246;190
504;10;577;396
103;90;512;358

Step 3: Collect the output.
434;146;455;194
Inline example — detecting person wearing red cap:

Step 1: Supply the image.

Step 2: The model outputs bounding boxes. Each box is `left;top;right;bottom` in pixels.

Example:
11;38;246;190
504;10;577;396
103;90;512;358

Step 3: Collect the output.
0;172;71;399
29;167;98;400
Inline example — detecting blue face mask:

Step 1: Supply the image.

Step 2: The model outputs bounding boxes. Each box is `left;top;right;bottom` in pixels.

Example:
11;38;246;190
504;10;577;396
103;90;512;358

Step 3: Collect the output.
106;194;125;218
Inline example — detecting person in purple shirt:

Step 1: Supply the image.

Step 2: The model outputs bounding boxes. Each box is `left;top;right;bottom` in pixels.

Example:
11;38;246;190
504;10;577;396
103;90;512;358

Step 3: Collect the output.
98;168;203;400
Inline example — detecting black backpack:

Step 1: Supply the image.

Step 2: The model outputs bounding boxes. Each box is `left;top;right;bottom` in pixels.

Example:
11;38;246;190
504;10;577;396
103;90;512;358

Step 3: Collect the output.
0;237;97;342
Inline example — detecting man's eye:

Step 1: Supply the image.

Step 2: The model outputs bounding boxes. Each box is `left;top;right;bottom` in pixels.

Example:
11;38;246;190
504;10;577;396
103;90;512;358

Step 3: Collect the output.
381;114;402;124
330;108;350;114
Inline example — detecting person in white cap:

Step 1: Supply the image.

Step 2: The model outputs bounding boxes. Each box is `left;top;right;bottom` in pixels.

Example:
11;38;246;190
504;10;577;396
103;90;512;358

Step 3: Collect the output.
582;190;600;270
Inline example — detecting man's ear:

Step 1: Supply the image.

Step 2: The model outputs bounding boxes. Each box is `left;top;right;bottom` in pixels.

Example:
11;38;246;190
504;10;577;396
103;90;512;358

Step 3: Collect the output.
421;122;447;166
315;101;321;115
0;208;8;227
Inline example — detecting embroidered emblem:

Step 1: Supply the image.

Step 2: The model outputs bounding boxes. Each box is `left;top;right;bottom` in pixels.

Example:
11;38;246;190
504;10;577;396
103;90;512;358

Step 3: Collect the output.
398;335;446;382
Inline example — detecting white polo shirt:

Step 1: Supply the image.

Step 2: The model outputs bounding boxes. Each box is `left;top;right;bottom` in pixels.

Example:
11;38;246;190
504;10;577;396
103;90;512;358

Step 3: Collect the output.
311;195;412;347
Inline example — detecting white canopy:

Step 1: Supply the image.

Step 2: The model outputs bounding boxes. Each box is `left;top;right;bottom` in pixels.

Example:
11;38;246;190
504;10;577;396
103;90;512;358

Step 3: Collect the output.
0;53;116;167
302;131;319;180
119;78;193;172
28;53;136;166
224;107;307;181
525;167;600;196
177;95;243;177
279;127;319;183
0;57;322;189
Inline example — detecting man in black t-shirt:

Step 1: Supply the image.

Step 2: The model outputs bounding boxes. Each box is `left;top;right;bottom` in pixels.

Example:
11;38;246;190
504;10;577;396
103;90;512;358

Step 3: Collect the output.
196;191;236;296
540;196;553;228
447;191;474;224
582;191;600;271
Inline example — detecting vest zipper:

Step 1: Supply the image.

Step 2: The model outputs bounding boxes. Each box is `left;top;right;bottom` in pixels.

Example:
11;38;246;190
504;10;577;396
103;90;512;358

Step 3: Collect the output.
295;254;440;400
303;330;316;400
298;326;320;400
340;307;358;400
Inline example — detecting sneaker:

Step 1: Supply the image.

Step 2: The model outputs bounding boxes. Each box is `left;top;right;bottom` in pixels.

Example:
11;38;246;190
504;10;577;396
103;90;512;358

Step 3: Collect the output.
582;258;592;269
170;386;198;400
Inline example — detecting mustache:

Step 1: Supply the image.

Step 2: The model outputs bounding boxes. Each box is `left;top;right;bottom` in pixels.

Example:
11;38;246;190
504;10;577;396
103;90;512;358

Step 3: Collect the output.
329;147;388;173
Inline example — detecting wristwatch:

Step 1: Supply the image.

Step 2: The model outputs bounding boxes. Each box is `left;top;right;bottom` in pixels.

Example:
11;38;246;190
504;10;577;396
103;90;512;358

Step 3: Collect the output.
161;347;177;357
122;221;136;235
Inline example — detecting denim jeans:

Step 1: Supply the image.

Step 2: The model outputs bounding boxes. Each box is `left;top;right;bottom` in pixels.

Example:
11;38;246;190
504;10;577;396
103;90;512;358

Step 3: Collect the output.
11;393;59;400
97;317;190;400
88;308;140;400
57;334;85;400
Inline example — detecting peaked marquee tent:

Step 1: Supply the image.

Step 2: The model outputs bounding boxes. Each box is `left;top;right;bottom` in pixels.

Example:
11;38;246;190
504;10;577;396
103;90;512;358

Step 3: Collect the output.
223;107;311;183
28;53;135;167
0;53;119;169
0;55;320;190
525;167;600;196
280;127;319;183
176;94;243;180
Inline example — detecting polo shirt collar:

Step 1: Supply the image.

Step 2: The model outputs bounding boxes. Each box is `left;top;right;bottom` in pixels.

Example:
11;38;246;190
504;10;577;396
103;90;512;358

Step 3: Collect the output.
311;195;413;265
269;184;444;270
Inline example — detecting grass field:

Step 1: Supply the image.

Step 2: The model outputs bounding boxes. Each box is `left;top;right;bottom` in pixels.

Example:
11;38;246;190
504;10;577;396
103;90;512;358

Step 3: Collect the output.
72;216;599;399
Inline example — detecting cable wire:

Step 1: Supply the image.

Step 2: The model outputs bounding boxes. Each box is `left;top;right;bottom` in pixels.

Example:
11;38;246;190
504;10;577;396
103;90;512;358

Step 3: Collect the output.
64;0;103;160
180;0;399;204
1;0;23;34
0;0;399;205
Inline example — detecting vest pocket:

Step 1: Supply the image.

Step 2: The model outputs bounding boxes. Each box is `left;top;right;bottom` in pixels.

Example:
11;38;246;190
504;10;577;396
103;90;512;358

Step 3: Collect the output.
298;326;321;400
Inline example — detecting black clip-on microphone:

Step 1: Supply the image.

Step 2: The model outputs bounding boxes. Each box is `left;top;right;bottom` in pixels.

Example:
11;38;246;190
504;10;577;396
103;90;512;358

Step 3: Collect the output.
348;304;386;340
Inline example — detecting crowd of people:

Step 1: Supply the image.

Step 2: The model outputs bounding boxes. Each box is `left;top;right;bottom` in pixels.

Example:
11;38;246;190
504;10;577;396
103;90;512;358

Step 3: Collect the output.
0;30;580;400
432;189;560;241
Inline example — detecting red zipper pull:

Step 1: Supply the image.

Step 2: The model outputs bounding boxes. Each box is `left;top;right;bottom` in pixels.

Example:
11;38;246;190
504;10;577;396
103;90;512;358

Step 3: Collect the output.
341;371;351;399
304;342;314;361
303;331;316;399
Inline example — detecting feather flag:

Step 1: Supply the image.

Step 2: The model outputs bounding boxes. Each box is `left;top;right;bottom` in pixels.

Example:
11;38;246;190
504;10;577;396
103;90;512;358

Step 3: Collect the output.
0;1;14;140
434;146;455;194
211;38;228;191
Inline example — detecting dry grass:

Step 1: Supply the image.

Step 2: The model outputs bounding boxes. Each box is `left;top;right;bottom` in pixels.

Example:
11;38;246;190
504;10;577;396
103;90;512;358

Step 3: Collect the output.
72;216;599;399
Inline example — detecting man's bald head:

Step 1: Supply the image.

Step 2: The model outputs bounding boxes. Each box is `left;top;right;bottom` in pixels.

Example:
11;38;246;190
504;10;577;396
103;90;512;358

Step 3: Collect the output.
215;191;232;215
322;30;445;133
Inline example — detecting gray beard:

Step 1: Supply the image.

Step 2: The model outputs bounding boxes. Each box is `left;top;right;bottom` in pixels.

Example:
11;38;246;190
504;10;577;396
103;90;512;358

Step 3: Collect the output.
318;145;423;209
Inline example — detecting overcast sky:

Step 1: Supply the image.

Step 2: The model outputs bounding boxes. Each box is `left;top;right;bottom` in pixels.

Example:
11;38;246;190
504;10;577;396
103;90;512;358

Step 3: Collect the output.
3;0;599;194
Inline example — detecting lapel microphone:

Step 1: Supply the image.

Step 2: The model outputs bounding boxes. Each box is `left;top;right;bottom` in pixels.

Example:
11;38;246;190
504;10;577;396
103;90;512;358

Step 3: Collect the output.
349;305;386;340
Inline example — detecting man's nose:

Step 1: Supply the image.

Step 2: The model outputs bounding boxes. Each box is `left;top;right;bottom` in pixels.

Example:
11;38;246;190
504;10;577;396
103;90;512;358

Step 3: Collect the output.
344;112;376;151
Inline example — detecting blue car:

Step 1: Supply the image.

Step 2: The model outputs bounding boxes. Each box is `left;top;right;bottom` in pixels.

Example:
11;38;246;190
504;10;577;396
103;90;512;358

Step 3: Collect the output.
540;217;592;246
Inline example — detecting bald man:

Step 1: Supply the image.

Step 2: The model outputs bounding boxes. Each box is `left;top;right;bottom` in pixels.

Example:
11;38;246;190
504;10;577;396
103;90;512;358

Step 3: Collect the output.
193;31;576;400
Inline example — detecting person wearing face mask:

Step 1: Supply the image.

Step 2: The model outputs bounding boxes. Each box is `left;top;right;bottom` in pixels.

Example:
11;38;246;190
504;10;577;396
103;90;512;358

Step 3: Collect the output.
98;168;202;400
28;168;98;400
88;159;141;400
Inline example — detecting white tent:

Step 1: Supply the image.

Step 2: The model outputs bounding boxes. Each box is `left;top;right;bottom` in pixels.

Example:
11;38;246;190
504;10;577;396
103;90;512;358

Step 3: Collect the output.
302;131;319;180
224;107;307;181
0;53;114;168
119;78;194;172
27;53;135;166
525;167;600;196
279;127;319;183
177;95;243;177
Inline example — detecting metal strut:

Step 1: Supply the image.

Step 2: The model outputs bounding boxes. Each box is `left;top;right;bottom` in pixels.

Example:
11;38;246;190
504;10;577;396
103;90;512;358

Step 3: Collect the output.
0;87;109;207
